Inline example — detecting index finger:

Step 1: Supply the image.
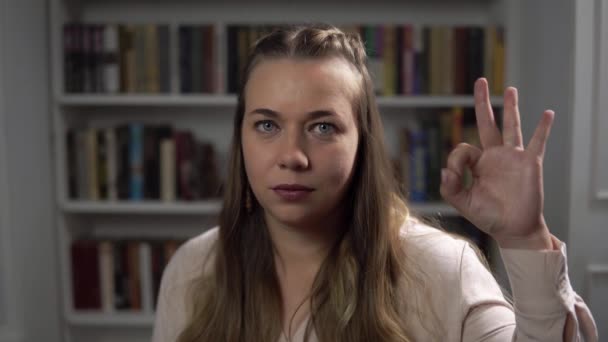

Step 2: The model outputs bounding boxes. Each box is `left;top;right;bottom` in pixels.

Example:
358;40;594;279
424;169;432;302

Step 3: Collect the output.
474;78;503;148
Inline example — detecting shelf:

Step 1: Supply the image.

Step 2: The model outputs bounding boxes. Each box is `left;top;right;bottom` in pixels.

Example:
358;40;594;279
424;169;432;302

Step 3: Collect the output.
58;94;237;107
409;202;459;216
377;95;504;107
61;200;223;215
61;200;456;216
57;94;504;108
66;312;155;327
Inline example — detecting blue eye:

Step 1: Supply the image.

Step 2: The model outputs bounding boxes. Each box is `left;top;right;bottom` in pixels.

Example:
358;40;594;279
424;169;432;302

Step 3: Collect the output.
313;122;336;135
255;120;277;133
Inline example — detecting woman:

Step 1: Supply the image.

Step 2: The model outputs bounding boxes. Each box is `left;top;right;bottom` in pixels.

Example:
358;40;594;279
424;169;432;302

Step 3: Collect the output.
152;24;598;341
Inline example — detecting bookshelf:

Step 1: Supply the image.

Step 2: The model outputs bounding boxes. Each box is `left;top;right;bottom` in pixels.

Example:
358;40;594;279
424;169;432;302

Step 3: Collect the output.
59;94;504;107
49;0;518;341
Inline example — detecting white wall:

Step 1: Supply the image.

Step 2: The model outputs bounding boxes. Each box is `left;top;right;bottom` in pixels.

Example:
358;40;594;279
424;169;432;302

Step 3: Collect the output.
568;0;608;337
0;0;24;339
0;0;62;341
513;0;575;245
515;0;607;336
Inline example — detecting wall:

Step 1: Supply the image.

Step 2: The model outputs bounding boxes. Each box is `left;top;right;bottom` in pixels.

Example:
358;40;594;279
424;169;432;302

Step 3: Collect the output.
0;0;62;341
568;0;608;337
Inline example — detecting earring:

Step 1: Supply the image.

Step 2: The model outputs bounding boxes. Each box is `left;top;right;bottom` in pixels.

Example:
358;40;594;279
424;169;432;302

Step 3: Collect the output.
245;187;252;214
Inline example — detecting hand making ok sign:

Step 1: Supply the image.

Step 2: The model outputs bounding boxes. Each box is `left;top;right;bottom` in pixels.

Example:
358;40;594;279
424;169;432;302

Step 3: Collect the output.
440;78;555;250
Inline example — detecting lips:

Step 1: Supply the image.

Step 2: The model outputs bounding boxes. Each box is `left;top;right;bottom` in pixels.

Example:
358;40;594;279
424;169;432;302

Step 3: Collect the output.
272;184;314;191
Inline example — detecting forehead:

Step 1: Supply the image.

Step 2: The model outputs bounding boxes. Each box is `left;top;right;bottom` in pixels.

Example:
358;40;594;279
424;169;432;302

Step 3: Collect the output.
244;57;361;119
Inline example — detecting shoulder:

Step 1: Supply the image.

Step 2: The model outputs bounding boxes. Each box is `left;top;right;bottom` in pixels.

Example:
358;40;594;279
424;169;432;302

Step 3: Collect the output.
400;216;507;305
162;226;220;291
398;218;507;338
400;217;471;274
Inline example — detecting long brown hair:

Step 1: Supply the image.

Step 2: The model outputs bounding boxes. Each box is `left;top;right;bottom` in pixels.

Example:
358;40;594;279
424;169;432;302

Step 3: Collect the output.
177;23;452;342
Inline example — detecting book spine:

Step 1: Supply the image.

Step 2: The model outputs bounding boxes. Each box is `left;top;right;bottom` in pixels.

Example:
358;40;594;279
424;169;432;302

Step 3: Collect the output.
415;26;428;95
144;24;160;93
76;130;88;199
82;25;94;93
424;119;441;201
467;27;484;93
113;241;130;310
97;129;108;200
158;25;171;93
129;123;144;200
71;240;101;309
116;125;130;200
127;241;141;310
103;24;120;93
93;25;105;93
429;26;441;95
408;121;428;202
179;26;192;93
139;242;154;313
160;138;176;202
143;125;160;199
86;128;99;200
99;241;115;313
125;25;137;93
66;129;77;199
191;26;202;93
152;243;164;309
453;27;468;95
105;128;118;201
442;27;454;95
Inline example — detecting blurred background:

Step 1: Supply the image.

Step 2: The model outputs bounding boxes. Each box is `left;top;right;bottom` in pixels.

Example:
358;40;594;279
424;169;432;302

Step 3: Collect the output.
0;0;607;341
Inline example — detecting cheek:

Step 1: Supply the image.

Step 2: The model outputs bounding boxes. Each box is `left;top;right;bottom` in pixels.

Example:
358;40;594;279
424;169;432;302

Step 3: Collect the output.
241;135;272;184
318;144;358;187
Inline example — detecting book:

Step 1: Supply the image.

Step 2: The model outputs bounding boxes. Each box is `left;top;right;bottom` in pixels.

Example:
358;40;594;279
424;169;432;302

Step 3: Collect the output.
99;240;115;313
160;138;176;202
105;128;118;200
139;242;154;313
129;123;144;200
85;128;99;200
71;240;101;310
103;24;120;93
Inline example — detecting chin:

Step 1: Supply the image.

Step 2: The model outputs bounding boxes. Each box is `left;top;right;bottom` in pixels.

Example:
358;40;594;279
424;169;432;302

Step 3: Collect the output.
265;205;320;228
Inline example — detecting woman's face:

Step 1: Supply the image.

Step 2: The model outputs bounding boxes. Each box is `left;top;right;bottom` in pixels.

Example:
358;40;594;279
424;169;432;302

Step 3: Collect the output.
242;57;361;230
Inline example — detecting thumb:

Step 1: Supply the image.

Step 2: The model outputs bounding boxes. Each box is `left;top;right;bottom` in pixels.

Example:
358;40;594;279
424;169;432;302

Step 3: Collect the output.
440;143;481;215
440;167;470;214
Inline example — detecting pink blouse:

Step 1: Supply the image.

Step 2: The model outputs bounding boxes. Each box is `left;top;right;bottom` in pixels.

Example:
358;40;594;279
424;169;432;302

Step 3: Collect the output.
152;220;598;341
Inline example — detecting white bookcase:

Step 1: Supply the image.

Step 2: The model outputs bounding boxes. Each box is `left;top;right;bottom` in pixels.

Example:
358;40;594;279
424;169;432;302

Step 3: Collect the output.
48;0;519;341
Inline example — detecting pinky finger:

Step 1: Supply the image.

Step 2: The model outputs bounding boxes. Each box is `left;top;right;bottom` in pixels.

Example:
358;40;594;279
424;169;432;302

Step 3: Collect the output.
527;110;555;160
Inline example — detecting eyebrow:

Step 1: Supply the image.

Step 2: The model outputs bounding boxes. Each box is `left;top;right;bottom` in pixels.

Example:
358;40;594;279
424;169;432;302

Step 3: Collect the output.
247;108;339;121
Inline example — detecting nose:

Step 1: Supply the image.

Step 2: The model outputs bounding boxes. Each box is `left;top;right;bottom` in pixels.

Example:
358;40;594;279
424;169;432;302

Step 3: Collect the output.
278;130;309;171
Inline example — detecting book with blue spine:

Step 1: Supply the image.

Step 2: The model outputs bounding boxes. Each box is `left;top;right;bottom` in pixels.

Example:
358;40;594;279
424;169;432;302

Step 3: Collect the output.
129;123;144;200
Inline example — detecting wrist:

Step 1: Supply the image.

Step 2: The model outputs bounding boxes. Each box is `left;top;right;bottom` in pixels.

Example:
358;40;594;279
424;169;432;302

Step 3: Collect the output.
496;224;554;250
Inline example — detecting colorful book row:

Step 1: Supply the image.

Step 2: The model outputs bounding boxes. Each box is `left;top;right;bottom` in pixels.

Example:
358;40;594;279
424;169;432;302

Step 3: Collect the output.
66;124;222;202
63;23;505;96
70;239;184;312
227;24;506;96
63;23;218;94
